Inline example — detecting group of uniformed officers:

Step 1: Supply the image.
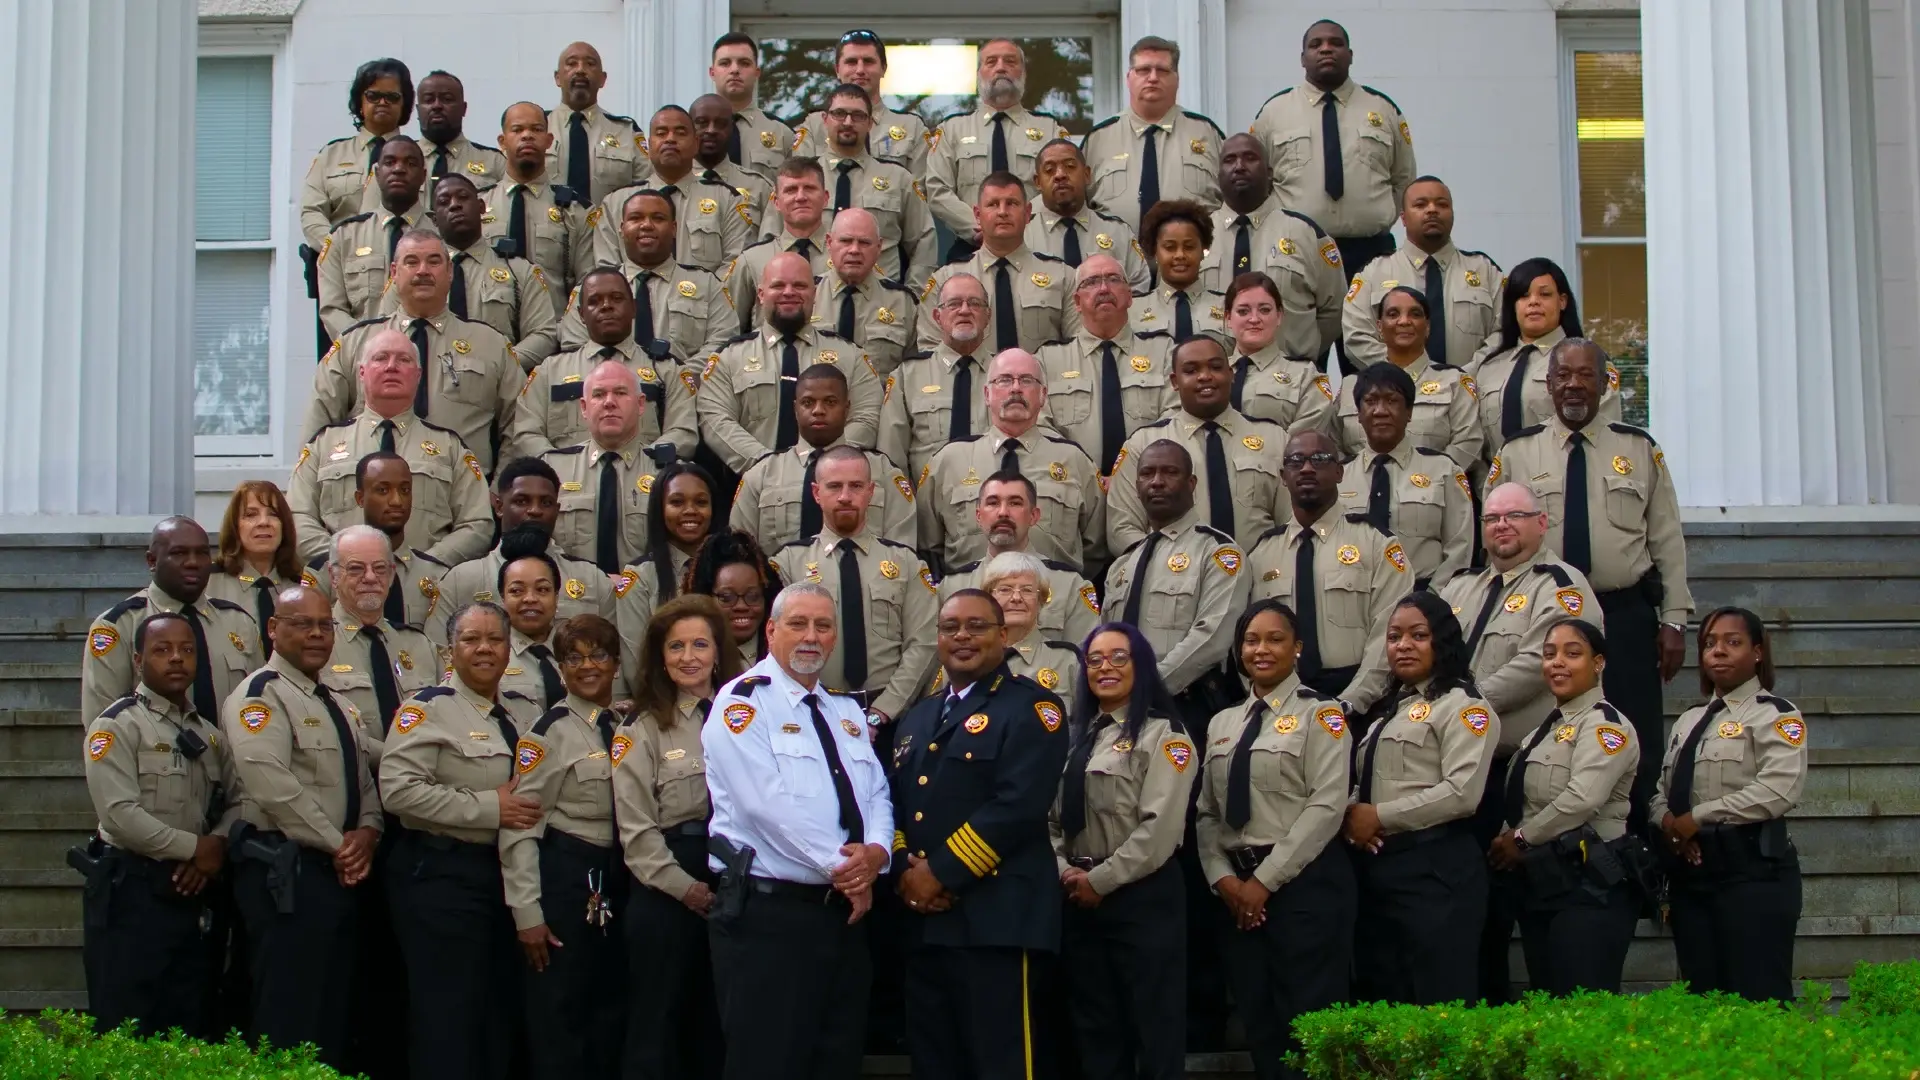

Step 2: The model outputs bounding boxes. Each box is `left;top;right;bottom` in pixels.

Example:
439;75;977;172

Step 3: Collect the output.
76;17;1810;1080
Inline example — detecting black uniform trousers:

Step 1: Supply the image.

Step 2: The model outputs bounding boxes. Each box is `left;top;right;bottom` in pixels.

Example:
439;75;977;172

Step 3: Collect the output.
349;824;410;1080
81;850;210;1039
1217;842;1354;1080
1174;675;1234;1052
526;830;629;1080
1596;575;1665;828
388;830;521;1080
233;841;360;1069
1469;754;1518;1004
1669;860;1801;1003
905;941;1043;1080
624;830;722;1080
709;880;870;1080
1062;859;1186;1080
1512;872;1637;996
1350;826;1485;1006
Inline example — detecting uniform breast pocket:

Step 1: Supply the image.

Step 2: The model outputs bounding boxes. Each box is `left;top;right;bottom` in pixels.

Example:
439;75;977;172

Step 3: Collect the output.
1410;393;1456;447
1697;734;1748;779
770;736;824;798
1089;157;1130;208
1602;475;1647;529
1397;483;1447;540
1232;459;1281;517
292;724;342;787
864;314;911;358
683;216;723;268
1045;383;1094;429
345;252;388;307
1529;477;1566;533
1324;565;1371;629
137;751;190;808
664;295;706;356
324;166;363;202
1274;135;1314;175
1180;155;1216;198
733;366;780;428
1144;569;1199;628
1356;127;1395;171
1018;293;1060;339
1120;376;1170;429
1250;737;1304;792
1379;724;1433;781
313;459;360;520
563;756;614;816
409;455;456;523
1030;478;1081;532
954;144;993;192
446;353;500;409
1452;296;1497;342
455;738;512;788
1085;754;1139;820
657;753;707;812
869;583;905;640
1526;742;1573;802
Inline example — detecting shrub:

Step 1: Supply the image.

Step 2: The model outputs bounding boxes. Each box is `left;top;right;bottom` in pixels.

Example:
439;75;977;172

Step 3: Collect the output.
0;1010;349;1079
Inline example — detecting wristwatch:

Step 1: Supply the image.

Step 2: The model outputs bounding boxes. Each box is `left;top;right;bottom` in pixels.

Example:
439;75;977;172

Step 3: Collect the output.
1661;622;1686;634
1512;829;1530;851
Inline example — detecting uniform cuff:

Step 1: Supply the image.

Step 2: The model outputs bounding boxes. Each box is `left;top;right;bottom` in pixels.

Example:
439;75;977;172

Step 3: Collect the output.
511;902;546;933
1085;863;1118;896
159;829;200;863
645;866;699;904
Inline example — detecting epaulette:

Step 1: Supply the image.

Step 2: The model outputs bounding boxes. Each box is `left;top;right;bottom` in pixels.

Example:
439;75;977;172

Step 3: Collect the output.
676;261;711;275
1605;421;1658;445
1131;287;1154;299
1251;523;1289;545
419;417;463;439
474;181;499;196
1279;207;1330;238
606;112;638;128
948;434;986;446
502;689;535;706
307;554;328;571
1360;85;1405;116
1260;87;1294;108
1038;338;1072;350
875;155;912;170
1032;250;1067;264
901;349;933;363
329;212;375;233
545;444;586;456
244;669;281;696
1297;684;1332;700
1093;208;1127;225
1136;328;1173;339
102;596;150;622
207;598;250;615
1184;110;1226;139
818;329;851;342
725;331;759;345
413;686;455;701
1593;701;1627;726
412;549;450;569
1044;639;1084;660
1138;417;1175;433
1245;415;1284;429
473;144;507;159
693;175;734;190
1033;109;1064;125
1345;511;1392;537
741;236;775;253
324;134;353;146
1039;432;1086;452
932;109;969;127
1532;562;1574;588
1459;249;1502;272
306;418;355;443
1114;534;1152;558
878;276;911;294
1041;558;1079;574
1084;115;1120;136
874;536;916;552
735;675;772;692
99;696;139;720
1755;693;1799;715
344;315;387;336
1195;523;1235;544
552;185;580;208
1508;422;1547;441
1413;445;1448;457
826;687;862;698
530;705;568;737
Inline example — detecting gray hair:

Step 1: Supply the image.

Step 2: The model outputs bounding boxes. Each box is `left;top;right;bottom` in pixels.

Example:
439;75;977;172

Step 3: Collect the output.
981;551;1048;590
446;599;509;641
1546;336;1608;372
936;272;985;306
1129;35;1181;71
362;327;419;365
769;582;834;622
393;229;446;258
329;524;393;565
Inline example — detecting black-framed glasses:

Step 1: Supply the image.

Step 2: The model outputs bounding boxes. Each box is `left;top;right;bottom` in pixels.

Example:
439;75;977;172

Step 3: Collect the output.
826;108;871;122
1281;451;1340;469
713;589;765;608
560;649;616;667
937;618;1003;637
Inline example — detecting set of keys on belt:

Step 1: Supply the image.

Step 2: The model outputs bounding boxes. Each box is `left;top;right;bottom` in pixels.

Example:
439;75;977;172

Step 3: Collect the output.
584;868;612;931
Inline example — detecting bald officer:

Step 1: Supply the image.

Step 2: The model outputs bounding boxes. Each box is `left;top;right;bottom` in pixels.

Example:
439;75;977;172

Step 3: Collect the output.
879;273;994;481
540;360;673;572
1208;133;1346;361
1033;255;1176;476
484;101;593;316
924;39;1072;247
1342;177;1503;370
1026;140;1151;288
916;173;1079;356
1080;35;1225;232
1249;19;1416;274
548;41;648;204
817;208;920;377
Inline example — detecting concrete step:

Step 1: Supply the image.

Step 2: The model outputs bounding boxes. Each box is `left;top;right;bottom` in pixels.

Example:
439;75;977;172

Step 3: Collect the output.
1659;695;1920;751
1687;562;1920;609
0;664;80;712
1680;521;1920;566
1667;649;1920;698
0;577;148;621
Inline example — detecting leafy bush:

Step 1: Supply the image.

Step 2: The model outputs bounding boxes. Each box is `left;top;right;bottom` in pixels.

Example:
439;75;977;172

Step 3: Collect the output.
1294;961;1920;1080
0;1010;349;1079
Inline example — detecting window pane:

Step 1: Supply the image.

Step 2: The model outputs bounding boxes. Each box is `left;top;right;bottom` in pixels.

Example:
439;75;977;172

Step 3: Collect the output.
1579;243;1648;428
197;56;273;242
195;251;271;437
755;37;1095;134
1573;51;1643;239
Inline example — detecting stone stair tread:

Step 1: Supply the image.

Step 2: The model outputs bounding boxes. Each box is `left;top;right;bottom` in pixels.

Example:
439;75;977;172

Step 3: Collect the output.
0;991;86;1010
1664;694;1920;717
0;761;80;779
0;710;81;728
0;928;79;946
0;870;76;887
1791;799;1920;818
0;813;97;831
0;574;147;591
1811;748;1920;765
1739;604;1920;623
1689;561;1918;579
0;663;81;679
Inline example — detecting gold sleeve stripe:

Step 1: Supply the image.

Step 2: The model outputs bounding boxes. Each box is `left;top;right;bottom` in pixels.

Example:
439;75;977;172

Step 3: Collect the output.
893;830;908;852
958;822;1001;865
950;826;995;868
946;833;992;877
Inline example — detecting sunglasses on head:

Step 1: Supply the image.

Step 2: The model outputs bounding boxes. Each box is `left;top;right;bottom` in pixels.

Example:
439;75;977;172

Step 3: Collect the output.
840;29;880;44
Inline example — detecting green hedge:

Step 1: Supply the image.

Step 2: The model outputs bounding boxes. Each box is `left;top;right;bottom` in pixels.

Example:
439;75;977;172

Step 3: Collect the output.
1294;961;1920;1080
0;1011;347;1079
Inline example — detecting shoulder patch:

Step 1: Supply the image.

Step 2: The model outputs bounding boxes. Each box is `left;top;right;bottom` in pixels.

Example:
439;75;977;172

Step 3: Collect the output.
1554;587;1585;615
1595;725;1629;755
1773;716;1806;746
86;730;115;761
87;625;120;657
515;739;546;774
1460;706;1491;737
1162;738;1194;771
1383;541;1409;573
1035;700;1063;732
393;703;427;733
1079;582;1100;613
722;701;756;734
1316;704;1346;738
238;702;272;733
613;568;639;597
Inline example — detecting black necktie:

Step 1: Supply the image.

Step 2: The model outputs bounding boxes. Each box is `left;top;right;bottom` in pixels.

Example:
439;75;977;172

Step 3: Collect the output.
386;215;405;264
448;252;469;321
567;112;591;199
1061;217;1082;267
990;112;1009;174
490;703;520;747
993;259;1019;353
431;144;449;179
508;185;530;261
1503;711;1561;828
1423;256;1447;365
793;237;815;262
376;419;396;453
1099;342;1125;473
1203;422;1235;536
1174;291;1193;340
360;625;403;733
632;270;657;349
366;134;386;174
727;119;744;165
314;683;363;830
1368;454;1393;532
1294;533;1324;682
594;707;618;751
596;452;623;572
1463;573;1505;656
775;336;801;451
1138;125;1161;223
999;438;1022;477
177;605;221;725
1060;714;1111;839
527;642;566;711
1231;355;1252;412
408;319;431;418
834;160;854;212
1223;698;1270;829
802;692;864;840
1320;93;1344;200
1563;432;1592;575
838;285;858;340
948;356;974;442
1233;215;1253;275
1668;699;1728;815
1119;532;1164;626
1500;345;1536;441
837;540;869;689
1355;697;1397;804
249;577;275;655
799;450;822;538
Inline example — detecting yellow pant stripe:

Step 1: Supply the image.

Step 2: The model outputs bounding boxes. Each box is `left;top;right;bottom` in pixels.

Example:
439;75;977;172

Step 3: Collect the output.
1021;950;1034;1079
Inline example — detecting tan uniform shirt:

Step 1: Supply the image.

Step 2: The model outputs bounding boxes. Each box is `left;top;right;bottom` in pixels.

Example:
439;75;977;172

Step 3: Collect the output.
1343;244;1503;370
1131;282;1225;342
1648;678;1808;827
723;230;832;333
877;346;994;480
614;697;712;899
496;629;566;718
479;177;594;315
730;442;916;554
379;679;521;846
85;685;239;862
320;610;439;766
698;162;771;233
1506;685;1638;844
924;106;1071;237
1005;638;1084;715
1025;201;1151;290
556;260;733;369
814;271;919;377
1106;409;1290;550
1353;684;1498;834
546;104;649;204
1195;677;1348;890
697;325;886;472
223;652;383;853
1332;353;1482;472
1439;553;1597;753
1080;107;1225;232
916;246;1080;355
938;558;1101;653
1250;80;1416;240
610;547;694;690
1101;513;1249;694
510;338;700;461
501;694;621;930
817;151;936;289
916;427;1107;574
317;205;437;339
300;130;381;249
379;237;558;367
1465;327;1625;459
794;104;930;176
81;588;262;725
769;528;938;719
204;568;309;655
593;174;752;273
429;546;615;647
306;309;524;474
395;135;508;209
288;409;493;566
1490;417;1691;619
1228;344;1337;432
731;106;794;185
1204;199;1346;359
1245;509;1409;709
542;432;664;568
1335;441;1471;589
1035;329;1177;473
1048;712;1196;894
307;543;450;638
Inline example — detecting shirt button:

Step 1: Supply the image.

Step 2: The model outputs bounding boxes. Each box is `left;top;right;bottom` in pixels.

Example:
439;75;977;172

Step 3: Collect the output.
918;775;928;785
965;752;973;759
914;812;923;821
928;742;938;751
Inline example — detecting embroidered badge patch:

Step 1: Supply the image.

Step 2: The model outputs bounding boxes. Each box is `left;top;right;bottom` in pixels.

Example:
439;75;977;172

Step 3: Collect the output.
1384;542;1408;572
1213;548;1242;575
394;704;425;734
516;740;545;774
1316;706;1346;738
87;731;114;761
1163;739;1194;771
610;734;632;765
89;626;119;657
1596;726;1629;755
724;703;755;734
1555;588;1584;616
1775;717;1806;747
240;703;272;733
1080;584;1100;613
1035;701;1063;732
1460;707;1491;737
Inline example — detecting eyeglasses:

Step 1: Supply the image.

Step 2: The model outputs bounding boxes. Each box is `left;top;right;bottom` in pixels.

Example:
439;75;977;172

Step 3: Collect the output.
826;108;871;122
712;589;765;608
937;618;1002;636
362;90;404;105
1085;649;1132;670
560;649;616;667
337;561;394;580
1075;273;1128;291
987;375;1044;389
938;298;990;312
1130;63;1176;78
1479;510;1544;526
989;584;1042;601
1281;451;1340;468
277;617;337;634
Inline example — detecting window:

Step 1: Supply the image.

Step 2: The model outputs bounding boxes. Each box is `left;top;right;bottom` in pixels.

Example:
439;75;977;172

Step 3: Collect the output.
1562;23;1646;425
194;54;276;450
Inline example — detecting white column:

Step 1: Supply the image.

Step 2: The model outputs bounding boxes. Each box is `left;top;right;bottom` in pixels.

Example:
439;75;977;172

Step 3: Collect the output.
1120;0;1227;124
623;0;729;125
0;0;196;518
1644;0;1886;507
